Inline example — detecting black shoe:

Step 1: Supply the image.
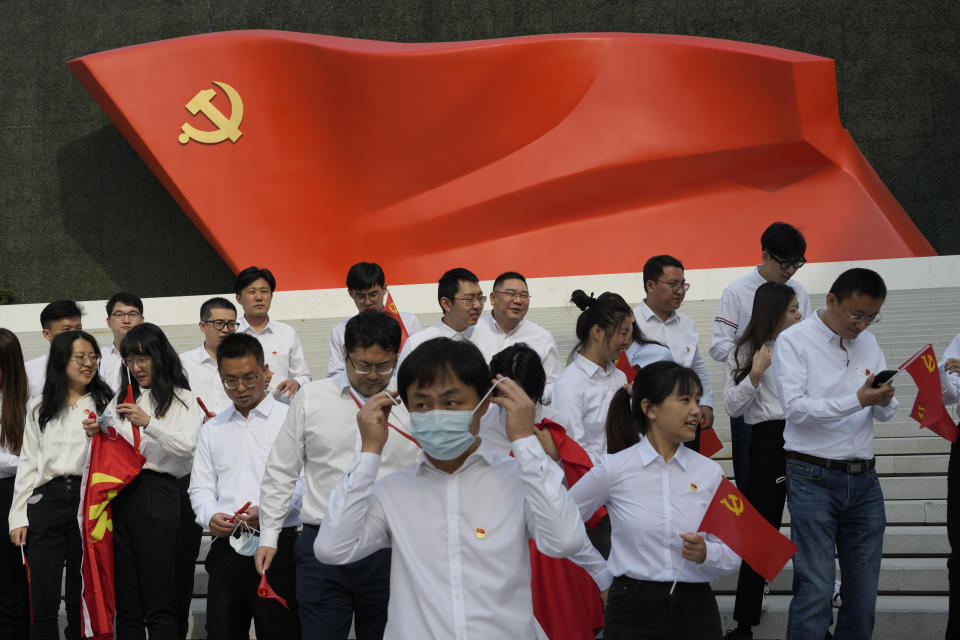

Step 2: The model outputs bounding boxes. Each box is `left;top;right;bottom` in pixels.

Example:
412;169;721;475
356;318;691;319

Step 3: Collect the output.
722;628;753;640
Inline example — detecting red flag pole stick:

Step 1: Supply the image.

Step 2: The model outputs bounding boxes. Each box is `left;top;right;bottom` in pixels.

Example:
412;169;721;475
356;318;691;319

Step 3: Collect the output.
197;397;214;419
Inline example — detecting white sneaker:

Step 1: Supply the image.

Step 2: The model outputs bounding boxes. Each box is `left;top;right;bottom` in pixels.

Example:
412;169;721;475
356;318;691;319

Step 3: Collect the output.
832;579;842;608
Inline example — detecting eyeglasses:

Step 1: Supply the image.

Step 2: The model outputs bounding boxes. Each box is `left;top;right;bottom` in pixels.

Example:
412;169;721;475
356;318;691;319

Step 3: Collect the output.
657;280;690;293
492;289;531;301
348;357;395;376
123;356;152;369
110;311;142;320
839;303;882;326
203;319;239;331
222;374;261;390
351;290;384;303
454;295;486;306
72;354;101;366
768;253;807;271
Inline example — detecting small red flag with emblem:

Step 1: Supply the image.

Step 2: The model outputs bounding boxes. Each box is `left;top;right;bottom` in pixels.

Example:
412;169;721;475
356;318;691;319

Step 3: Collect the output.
258;572;290;609
698;477;797;582
901;344;958;442
383;292;410;351
615;350;636;383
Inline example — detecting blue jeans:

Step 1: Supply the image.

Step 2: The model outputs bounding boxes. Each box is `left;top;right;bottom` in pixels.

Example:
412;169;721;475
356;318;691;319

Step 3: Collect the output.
785;458;885;640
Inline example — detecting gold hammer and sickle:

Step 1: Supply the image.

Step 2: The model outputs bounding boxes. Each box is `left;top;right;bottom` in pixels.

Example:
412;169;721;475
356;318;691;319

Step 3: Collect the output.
178;81;243;145
917;405;926;419
921;354;936;373
720;494;744;516
88;488;118;542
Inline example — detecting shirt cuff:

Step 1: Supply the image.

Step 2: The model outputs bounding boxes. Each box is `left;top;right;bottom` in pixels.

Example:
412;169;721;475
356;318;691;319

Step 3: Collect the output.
510;435;542;460
259;528;281;549
353;451;382;477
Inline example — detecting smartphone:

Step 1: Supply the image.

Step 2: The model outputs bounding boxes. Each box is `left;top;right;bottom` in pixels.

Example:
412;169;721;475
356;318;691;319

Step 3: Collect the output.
871;369;898;388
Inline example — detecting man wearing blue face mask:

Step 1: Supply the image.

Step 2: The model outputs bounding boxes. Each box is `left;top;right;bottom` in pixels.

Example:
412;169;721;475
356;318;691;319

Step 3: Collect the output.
314;337;610;639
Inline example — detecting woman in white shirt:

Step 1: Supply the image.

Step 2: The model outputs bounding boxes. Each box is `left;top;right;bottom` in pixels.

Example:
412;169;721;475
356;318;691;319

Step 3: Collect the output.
110;323;201;640
722;281;802;640
0;328;30;639
9;330;112;640
572;361;740;639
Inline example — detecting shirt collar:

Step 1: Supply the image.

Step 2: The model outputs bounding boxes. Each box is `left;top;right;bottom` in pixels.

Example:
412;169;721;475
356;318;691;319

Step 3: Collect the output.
103;342;120;357
636;435;690;469
813;309;843;344
573;352;617;379
239;316;273;335
488;312;524;337
415;441;497;475
195;343;216;365
638;300;677;324
222;392;276;422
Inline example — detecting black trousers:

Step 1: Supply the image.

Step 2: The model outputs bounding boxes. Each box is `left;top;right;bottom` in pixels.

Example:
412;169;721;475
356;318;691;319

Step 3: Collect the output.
0;476;30;640
205;527;299;640
604;576;722;639
947;438;960;639
113;470;180;640
684;424;703;453
175;474;203;639
25;475;83;640
732;419;787;627
586;514;612;560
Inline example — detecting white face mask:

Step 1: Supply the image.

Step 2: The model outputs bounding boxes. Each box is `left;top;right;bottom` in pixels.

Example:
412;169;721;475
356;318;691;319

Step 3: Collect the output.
409;378;508;461
229;528;259;556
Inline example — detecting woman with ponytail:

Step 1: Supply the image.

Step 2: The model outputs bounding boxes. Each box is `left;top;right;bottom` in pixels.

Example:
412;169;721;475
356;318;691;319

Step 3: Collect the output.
722;281;802;640
9;330;112;640
573;360;740;639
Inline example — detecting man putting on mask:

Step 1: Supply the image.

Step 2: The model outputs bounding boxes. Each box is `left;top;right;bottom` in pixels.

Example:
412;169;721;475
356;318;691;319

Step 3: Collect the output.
314;337;605;638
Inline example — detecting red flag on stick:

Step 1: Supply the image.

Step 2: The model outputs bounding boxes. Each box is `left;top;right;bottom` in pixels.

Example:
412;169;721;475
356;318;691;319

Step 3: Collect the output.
698;477;797;582
257;572;290;609
698;424;724;458
900;344;958;442
615;350;636;383
383;292;410;351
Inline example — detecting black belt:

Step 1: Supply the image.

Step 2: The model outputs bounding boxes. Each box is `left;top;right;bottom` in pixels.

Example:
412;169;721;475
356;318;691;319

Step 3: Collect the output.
786;451;875;475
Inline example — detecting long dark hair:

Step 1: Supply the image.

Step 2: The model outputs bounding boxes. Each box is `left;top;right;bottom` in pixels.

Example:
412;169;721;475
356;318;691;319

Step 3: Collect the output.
0;328;28;453
605;361;702;454
37;331;114;431
119;323;190;417
732;282;796;385
490;343;546;405
569;290;633;361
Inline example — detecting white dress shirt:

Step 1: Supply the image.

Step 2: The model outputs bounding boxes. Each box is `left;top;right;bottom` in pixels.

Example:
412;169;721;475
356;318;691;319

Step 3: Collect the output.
772;311;899;460
625;341;674;369
569;437;741;583
941;334;960;419
25;354;48;399
114;386;202;478
552;353;627;463
0;393;20;479
180;344;233;416
189;394;301;530
10;396;95;530
471;315;563;404
634;302;714;407
327;311;423;377
99;342;123;395
723;341;784;425
709;268;813;363
478;403;570;455
257;372;420;549
238;317;312;392
313;437;587;640
397;320;476;366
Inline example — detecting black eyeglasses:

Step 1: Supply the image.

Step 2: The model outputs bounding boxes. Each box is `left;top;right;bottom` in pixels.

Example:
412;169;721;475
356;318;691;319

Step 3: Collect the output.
203;319;239;331
768;253;807;271
110;311;142;320
348;356;395;376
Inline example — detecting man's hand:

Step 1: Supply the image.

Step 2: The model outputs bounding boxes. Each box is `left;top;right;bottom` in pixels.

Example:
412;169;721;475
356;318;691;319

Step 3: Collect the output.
255;546;277;575
699;406;715;430
209;513;235;538
857;375;896;407
749;345;773;387
9;527;27;546
533;424;561;462
238;505;260;530
489;376;536;442
357;392;397;455
276;379;300;398
679;532;707;564
946;358;960;375
263;364;274;388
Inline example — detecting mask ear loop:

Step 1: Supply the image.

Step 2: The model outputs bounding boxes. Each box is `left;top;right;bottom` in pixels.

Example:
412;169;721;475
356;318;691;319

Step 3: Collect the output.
472;377;511;415
375;390;404;406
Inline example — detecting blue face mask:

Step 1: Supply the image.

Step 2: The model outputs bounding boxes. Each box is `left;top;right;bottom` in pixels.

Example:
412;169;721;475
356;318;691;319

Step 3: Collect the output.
409;378;506;461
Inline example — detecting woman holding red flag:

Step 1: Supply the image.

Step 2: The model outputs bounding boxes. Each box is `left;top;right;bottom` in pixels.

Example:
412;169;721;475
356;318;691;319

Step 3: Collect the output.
8;330;113;640
570;361;740;639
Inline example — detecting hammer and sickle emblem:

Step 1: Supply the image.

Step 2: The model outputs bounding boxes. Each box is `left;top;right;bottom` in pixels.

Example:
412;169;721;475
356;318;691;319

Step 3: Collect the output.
87;472;122;542
720;493;744;516
921;354;937;373
917;405;926;420
178;81;243;145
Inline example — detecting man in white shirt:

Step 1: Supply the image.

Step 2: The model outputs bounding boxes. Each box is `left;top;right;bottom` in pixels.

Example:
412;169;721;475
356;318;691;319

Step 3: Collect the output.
633;255;715;449
772;268;897;640
326;261;422;377
235;266;312;400
314;336;591;639
941;334;960;638
709;222;812;491
180;297;239;418
100;292;144;394
24;300;83;398
255;311;420;638
397;267;484;365
189;333;301;640
471;271;563;404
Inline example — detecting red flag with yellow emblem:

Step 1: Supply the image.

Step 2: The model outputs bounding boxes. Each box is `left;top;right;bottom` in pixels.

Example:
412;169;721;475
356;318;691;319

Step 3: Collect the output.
78;418;145;639
615;350;636;383
698;477;796;582
901;344;958;442
383;292;410;351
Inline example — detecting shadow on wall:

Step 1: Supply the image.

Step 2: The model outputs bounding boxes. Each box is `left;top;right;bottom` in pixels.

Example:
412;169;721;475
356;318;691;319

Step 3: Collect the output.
57;125;236;297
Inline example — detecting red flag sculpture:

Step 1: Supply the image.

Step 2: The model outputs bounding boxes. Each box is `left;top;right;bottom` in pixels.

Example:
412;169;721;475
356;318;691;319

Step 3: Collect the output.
900;344;958;442
698;477;797;582
383;292;410;351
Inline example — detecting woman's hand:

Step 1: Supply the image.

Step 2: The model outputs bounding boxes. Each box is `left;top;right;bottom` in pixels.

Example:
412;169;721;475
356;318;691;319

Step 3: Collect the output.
82;414;100;437
679;532;707;564
117;403;151;428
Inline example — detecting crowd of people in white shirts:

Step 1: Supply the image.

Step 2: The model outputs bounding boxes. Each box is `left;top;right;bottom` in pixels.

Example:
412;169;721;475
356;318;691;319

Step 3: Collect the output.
1;220;959;640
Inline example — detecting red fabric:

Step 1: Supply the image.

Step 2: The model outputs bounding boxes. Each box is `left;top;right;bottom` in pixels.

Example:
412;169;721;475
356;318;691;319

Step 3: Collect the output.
123;383;134;405
698;425;724;458
614;351;636;383
79;422;146;639
197;396;214;419
383;292;410;352
257;572;290;609
22;550;33;624
528;419;604;639
901;345;958;442
698;478;796;582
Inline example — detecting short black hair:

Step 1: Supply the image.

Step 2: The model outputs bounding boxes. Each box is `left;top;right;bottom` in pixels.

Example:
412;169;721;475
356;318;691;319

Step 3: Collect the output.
437;268;479;309
398;337;491;405
40;300;83;329
761;222;807;261
829;268;887;302
489;343;545;404
216;333;264;368
492;271;526;291
200;297;237;321
345;310;401;355
106;292;143;316
346;262;386;291
643;255;684;288
234;266;276;294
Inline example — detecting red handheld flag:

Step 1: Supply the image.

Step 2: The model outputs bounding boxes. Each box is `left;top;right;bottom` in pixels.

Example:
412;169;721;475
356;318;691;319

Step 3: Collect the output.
383;292;410;351
698;477;797;582
197;397;214;419
615;351;637;383
257;572;290;609
698;425;724;458
900;344;958;442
